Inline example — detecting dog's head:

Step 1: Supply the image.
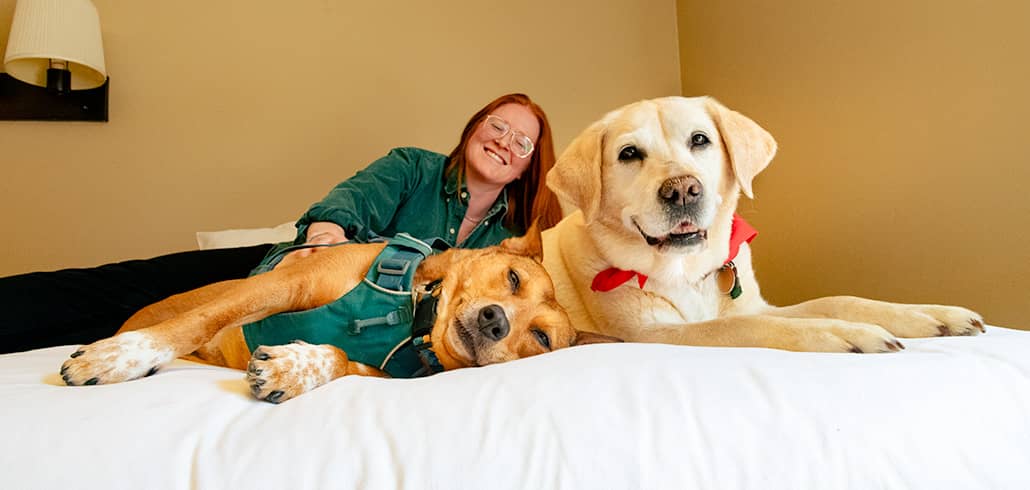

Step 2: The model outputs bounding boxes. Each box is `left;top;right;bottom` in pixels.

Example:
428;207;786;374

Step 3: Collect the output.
414;223;620;369
547;96;777;275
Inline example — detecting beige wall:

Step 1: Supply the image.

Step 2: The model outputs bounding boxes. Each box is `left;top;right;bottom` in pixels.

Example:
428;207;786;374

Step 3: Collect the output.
0;0;681;275
8;0;1022;328
678;0;1029;328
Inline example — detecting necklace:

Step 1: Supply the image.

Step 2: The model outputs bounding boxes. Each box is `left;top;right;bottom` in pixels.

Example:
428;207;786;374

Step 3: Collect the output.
463;214;484;225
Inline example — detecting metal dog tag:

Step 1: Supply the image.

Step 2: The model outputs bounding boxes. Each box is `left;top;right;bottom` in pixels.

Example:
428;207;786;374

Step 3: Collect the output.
717;261;742;299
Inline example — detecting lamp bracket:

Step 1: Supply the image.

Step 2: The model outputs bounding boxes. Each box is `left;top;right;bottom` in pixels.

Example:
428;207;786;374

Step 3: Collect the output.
0;72;109;122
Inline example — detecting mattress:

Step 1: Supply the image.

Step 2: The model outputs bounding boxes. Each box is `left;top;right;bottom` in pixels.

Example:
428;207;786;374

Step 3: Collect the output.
2;327;1028;489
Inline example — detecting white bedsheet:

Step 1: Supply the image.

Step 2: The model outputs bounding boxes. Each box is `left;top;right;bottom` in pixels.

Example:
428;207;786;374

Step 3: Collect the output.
2;327;1029;489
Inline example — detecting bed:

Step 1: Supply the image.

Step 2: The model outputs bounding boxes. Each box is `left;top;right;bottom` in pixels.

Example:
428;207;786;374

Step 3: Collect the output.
3;325;1029;489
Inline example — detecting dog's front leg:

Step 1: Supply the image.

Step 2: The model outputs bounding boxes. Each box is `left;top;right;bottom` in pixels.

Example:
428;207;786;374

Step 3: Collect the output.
766;296;985;338
633;314;905;353
246;341;387;403
60;263;348;386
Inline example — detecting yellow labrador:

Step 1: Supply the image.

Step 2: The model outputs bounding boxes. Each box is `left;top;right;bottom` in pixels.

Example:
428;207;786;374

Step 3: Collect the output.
542;96;984;353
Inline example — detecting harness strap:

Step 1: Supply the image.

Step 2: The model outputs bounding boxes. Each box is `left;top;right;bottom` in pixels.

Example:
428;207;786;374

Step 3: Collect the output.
350;233;435;333
366;233;435;290
412;334;445;376
377;291;445;375
374;251;422;291
410;288;439;338
408;281;444;375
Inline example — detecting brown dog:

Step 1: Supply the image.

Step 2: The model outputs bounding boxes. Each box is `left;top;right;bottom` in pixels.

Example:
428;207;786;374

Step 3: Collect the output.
60;226;615;402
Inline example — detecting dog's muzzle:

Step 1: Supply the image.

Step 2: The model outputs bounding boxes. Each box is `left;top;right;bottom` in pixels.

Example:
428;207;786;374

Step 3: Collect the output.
636;176;709;249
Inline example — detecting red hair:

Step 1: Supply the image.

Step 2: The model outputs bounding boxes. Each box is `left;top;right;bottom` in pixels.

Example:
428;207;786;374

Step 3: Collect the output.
445;93;562;232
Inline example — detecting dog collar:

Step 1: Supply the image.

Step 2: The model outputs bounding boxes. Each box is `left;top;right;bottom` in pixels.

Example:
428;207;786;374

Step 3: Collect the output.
590;214;758;297
407;279;446;375
370;277;447;376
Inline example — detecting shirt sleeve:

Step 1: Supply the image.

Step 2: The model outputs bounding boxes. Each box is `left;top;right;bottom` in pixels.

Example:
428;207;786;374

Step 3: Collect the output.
296;147;424;243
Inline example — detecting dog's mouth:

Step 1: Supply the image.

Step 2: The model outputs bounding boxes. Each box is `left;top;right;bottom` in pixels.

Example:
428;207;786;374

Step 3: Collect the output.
634;219;708;248
451;316;480;366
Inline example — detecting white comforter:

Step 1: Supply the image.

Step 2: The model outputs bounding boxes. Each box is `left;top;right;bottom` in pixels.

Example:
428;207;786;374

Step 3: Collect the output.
3;327;1029;489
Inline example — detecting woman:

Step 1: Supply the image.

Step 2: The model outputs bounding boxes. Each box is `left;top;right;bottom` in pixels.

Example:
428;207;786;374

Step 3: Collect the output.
0;93;561;354
279;93;560;265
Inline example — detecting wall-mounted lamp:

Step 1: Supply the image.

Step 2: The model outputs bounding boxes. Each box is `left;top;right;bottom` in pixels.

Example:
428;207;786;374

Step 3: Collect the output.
0;0;108;121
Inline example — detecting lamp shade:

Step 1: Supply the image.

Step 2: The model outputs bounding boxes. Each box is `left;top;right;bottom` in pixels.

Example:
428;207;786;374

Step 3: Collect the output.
3;0;107;90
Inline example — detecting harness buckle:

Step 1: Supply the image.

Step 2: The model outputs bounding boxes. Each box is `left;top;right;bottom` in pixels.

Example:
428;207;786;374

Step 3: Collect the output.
377;258;411;276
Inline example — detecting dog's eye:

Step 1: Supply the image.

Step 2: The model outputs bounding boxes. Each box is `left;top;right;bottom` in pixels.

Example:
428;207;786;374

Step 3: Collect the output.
508;269;520;293
532;328;551;350
618;145;644;162
690;132;711;148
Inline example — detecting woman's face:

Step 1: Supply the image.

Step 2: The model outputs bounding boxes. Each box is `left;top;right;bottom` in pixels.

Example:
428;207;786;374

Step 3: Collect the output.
464;103;540;189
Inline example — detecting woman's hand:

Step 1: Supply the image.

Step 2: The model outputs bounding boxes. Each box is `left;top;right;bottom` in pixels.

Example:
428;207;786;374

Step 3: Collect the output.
304;221;348;246
274;221;348;269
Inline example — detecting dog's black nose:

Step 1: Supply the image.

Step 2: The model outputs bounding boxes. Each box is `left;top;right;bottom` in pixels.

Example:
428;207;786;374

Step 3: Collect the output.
477;304;510;341
658;176;703;208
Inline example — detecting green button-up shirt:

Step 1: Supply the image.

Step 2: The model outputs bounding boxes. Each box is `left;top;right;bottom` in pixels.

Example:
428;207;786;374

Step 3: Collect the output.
294;146;516;248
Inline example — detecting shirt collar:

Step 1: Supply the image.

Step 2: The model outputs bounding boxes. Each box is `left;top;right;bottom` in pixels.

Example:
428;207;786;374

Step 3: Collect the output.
444;168;461;196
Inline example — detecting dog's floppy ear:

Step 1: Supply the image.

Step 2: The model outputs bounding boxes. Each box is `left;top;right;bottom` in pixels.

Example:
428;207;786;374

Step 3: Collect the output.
572;330;623;346
498;219;543;262
546;121;607;222
705;98;777;199
412;248;456;288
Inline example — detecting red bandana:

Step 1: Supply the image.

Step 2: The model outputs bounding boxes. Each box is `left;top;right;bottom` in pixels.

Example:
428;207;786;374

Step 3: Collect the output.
590;214;758;293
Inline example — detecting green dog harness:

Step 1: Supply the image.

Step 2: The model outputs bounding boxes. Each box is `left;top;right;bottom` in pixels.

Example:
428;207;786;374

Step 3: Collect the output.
242;233;445;378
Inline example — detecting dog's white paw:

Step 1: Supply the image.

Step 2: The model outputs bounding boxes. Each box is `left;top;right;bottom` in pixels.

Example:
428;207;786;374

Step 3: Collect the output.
870;304;985;338
247;341;338;404
60;332;175;385
802;320;905;353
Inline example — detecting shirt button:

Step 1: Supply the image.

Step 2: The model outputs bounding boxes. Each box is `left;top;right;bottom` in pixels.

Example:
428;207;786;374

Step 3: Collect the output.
484;220;489;226
460;192;468;199
449;228;455;234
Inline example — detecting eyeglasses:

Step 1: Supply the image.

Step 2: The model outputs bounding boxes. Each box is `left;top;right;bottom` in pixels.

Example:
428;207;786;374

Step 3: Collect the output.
483;114;535;159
